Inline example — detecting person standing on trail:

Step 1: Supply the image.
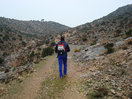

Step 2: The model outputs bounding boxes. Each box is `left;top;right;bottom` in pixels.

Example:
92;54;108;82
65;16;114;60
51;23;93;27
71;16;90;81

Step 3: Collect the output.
55;36;70;78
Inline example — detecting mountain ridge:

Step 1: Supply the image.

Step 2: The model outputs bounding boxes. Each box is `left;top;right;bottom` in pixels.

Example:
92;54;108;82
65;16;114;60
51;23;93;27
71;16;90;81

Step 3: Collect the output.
64;4;132;45
0;17;70;35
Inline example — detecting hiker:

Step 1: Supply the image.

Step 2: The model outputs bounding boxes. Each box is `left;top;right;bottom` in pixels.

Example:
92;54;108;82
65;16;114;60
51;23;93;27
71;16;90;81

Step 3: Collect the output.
55;36;70;78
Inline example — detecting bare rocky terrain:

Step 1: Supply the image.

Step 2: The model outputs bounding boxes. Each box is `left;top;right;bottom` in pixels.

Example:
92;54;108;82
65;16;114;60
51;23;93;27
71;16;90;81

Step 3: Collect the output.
62;4;132;99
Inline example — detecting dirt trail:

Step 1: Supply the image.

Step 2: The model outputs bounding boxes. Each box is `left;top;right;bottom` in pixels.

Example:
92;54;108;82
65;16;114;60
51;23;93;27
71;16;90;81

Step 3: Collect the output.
62;45;86;99
1;45;86;99
12;56;57;99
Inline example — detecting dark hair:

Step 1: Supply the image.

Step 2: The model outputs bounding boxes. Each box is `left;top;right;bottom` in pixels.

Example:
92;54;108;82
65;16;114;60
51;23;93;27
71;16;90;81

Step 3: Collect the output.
61;36;65;41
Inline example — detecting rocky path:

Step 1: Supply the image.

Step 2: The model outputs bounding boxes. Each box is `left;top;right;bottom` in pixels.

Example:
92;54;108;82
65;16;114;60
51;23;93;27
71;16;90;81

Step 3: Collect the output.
12;56;56;99
1;45;86;99
62;45;86;99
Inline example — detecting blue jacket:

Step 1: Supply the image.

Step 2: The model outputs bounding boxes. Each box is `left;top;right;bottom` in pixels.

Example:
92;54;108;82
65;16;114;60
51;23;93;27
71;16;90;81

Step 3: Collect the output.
55;40;70;56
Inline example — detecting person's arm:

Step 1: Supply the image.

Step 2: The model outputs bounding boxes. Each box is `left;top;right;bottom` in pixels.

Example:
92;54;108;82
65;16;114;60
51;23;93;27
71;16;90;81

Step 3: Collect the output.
67;44;70;52
55;44;58;53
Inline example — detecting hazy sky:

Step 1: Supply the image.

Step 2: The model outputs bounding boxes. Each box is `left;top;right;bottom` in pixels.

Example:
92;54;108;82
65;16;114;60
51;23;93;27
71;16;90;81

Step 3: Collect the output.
0;0;131;27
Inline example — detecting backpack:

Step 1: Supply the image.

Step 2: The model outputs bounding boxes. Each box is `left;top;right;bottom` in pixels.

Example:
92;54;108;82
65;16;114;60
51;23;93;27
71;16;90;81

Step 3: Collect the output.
57;42;65;55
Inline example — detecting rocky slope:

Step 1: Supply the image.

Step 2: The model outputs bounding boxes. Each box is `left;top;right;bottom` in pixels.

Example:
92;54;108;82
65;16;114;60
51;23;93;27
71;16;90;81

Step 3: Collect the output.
64;4;132;45
63;4;132;99
72;37;132;99
0;17;69;83
0;25;49;83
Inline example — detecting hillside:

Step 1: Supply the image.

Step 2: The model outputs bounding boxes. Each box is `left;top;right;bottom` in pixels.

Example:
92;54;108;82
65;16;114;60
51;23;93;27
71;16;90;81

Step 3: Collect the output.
64;4;132;45
0;16;69;61
0;17;70;83
61;4;132;98
0;17;70;35
101;4;132;21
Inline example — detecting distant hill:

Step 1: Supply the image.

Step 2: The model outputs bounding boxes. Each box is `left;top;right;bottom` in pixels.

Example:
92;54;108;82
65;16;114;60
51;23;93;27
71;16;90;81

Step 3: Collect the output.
0;17;70;35
64;4;132;45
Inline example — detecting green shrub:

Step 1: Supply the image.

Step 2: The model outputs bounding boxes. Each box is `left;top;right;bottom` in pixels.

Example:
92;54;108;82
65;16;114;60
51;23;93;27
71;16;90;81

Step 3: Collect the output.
0;58;4;64
42;47;54;57
106;47;114;54
36;40;47;47
36;42;42;47
30;51;35;58
22;41;26;47
19;38;22;41
0;39;3;43
90;42;96;46
126;29;132;37
82;37;87;42
28;46;32;49
50;41;56;47
116;29;121;34
3;34;9;40
38;47;41;50
104;43;114;54
18;35;22;38
12;37;16;41
115;29;122;37
45;40;49;44
87;87;108;99
3;52;8;56
100;21;106;25
104;43;114;49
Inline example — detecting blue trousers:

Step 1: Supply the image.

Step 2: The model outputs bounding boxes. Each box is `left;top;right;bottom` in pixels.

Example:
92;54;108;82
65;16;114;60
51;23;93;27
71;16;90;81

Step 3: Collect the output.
58;55;67;78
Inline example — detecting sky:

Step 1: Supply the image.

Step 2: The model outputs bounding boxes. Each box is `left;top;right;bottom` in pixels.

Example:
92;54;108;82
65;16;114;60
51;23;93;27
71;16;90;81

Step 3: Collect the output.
0;0;132;27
